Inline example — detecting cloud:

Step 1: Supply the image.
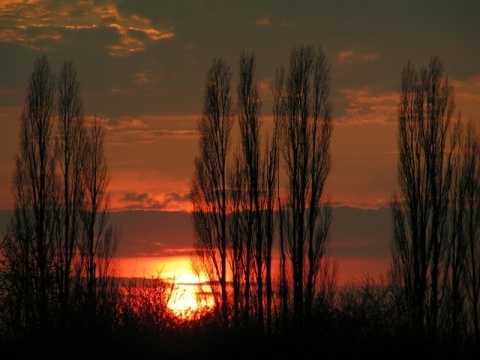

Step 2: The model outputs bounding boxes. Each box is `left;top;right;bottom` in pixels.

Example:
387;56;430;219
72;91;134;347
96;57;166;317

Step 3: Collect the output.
0;1;174;56
120;191;163;209
121;192;150;203
280;21;295;28
335;86;397;125
62;24;98;30
255;16;294;29
452;76;480;121
105;117;148;130
335;76;480;127
163;247;196;256
103;117;157;144
107;129;156;144
153;129;199;139
132;70;163;85
102;115;199;145
336;75;480;127
337;49;380;65
256;16;270;26
128;27;173;41
106;128;198;145
453;76;480;104
118;191;191;211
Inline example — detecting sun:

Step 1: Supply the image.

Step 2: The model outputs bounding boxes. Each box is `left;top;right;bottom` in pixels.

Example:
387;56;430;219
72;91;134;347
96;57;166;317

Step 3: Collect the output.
118;255;215;319
166;272;214;319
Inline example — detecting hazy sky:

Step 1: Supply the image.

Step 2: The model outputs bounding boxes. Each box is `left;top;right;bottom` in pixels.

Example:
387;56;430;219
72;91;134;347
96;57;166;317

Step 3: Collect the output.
1;0;479;212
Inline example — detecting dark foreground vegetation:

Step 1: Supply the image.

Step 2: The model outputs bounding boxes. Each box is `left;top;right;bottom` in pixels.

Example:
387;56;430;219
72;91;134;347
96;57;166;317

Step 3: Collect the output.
2;46;480;358
0;274;477;359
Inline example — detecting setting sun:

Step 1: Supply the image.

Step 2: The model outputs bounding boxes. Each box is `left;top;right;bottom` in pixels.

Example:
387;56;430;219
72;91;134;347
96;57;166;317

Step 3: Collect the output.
0;1;478;358
118;255;215;319
167;283;198;316
166;272;215;319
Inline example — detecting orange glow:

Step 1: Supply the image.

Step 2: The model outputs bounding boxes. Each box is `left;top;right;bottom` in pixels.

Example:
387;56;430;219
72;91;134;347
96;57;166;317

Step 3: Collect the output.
118;255;215;319
118;255;193;279
117;254;391;319
336;256;391;285
166;272;215;319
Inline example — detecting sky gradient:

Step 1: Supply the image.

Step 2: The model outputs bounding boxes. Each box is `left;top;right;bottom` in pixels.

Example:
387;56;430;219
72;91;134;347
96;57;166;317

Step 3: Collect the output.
1;0;479;282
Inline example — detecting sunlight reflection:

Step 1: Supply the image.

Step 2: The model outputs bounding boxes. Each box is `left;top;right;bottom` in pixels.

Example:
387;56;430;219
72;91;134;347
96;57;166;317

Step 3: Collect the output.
119;256;215;319
167;282;215;319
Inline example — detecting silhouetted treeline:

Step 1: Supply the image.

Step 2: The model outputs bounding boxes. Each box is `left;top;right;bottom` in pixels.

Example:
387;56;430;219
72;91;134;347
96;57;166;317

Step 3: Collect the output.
1;50;480;359
190;48;480;357
0;56;119;345
391;56;480;354
191;44;336;339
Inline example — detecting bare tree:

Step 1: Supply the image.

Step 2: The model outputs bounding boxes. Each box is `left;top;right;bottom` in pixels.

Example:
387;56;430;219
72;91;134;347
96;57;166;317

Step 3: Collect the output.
304;48;333;324
191;57;233;329
80;116;118;326
263;66;285;333
272;66;290;328
227;152;246;330
236;51;264;331
2;55;58;333
262;100;280;337
391;56;456;346
462;124;480;350
447;120;480;351
274;45;333;329
444;118;469;351
0;57;120;344
55;60;86;326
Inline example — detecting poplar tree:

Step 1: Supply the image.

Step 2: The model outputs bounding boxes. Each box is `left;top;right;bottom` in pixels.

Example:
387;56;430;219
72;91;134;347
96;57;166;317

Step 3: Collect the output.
391;56;456;346
4;55;57;333
56;60;86;326
191;57;233;329
237;51;263;330
274;45;333;328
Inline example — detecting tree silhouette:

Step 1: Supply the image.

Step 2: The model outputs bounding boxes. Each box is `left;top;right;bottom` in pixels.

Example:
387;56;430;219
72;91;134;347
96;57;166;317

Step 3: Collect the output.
4;55;58;334
4;47;480;360
274;45;333;329
191;46;335;336
460;123;480;350
56;59;86;328
0;56;119;343
236;51;264;331
391;56;457;347
191;57;233;330
227;152;246;330
80;115;119;328
445;119;480;352
263;73;280;338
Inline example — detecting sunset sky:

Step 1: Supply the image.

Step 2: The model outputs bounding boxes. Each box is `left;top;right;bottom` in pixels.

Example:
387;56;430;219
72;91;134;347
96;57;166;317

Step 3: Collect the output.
1;0;479;283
